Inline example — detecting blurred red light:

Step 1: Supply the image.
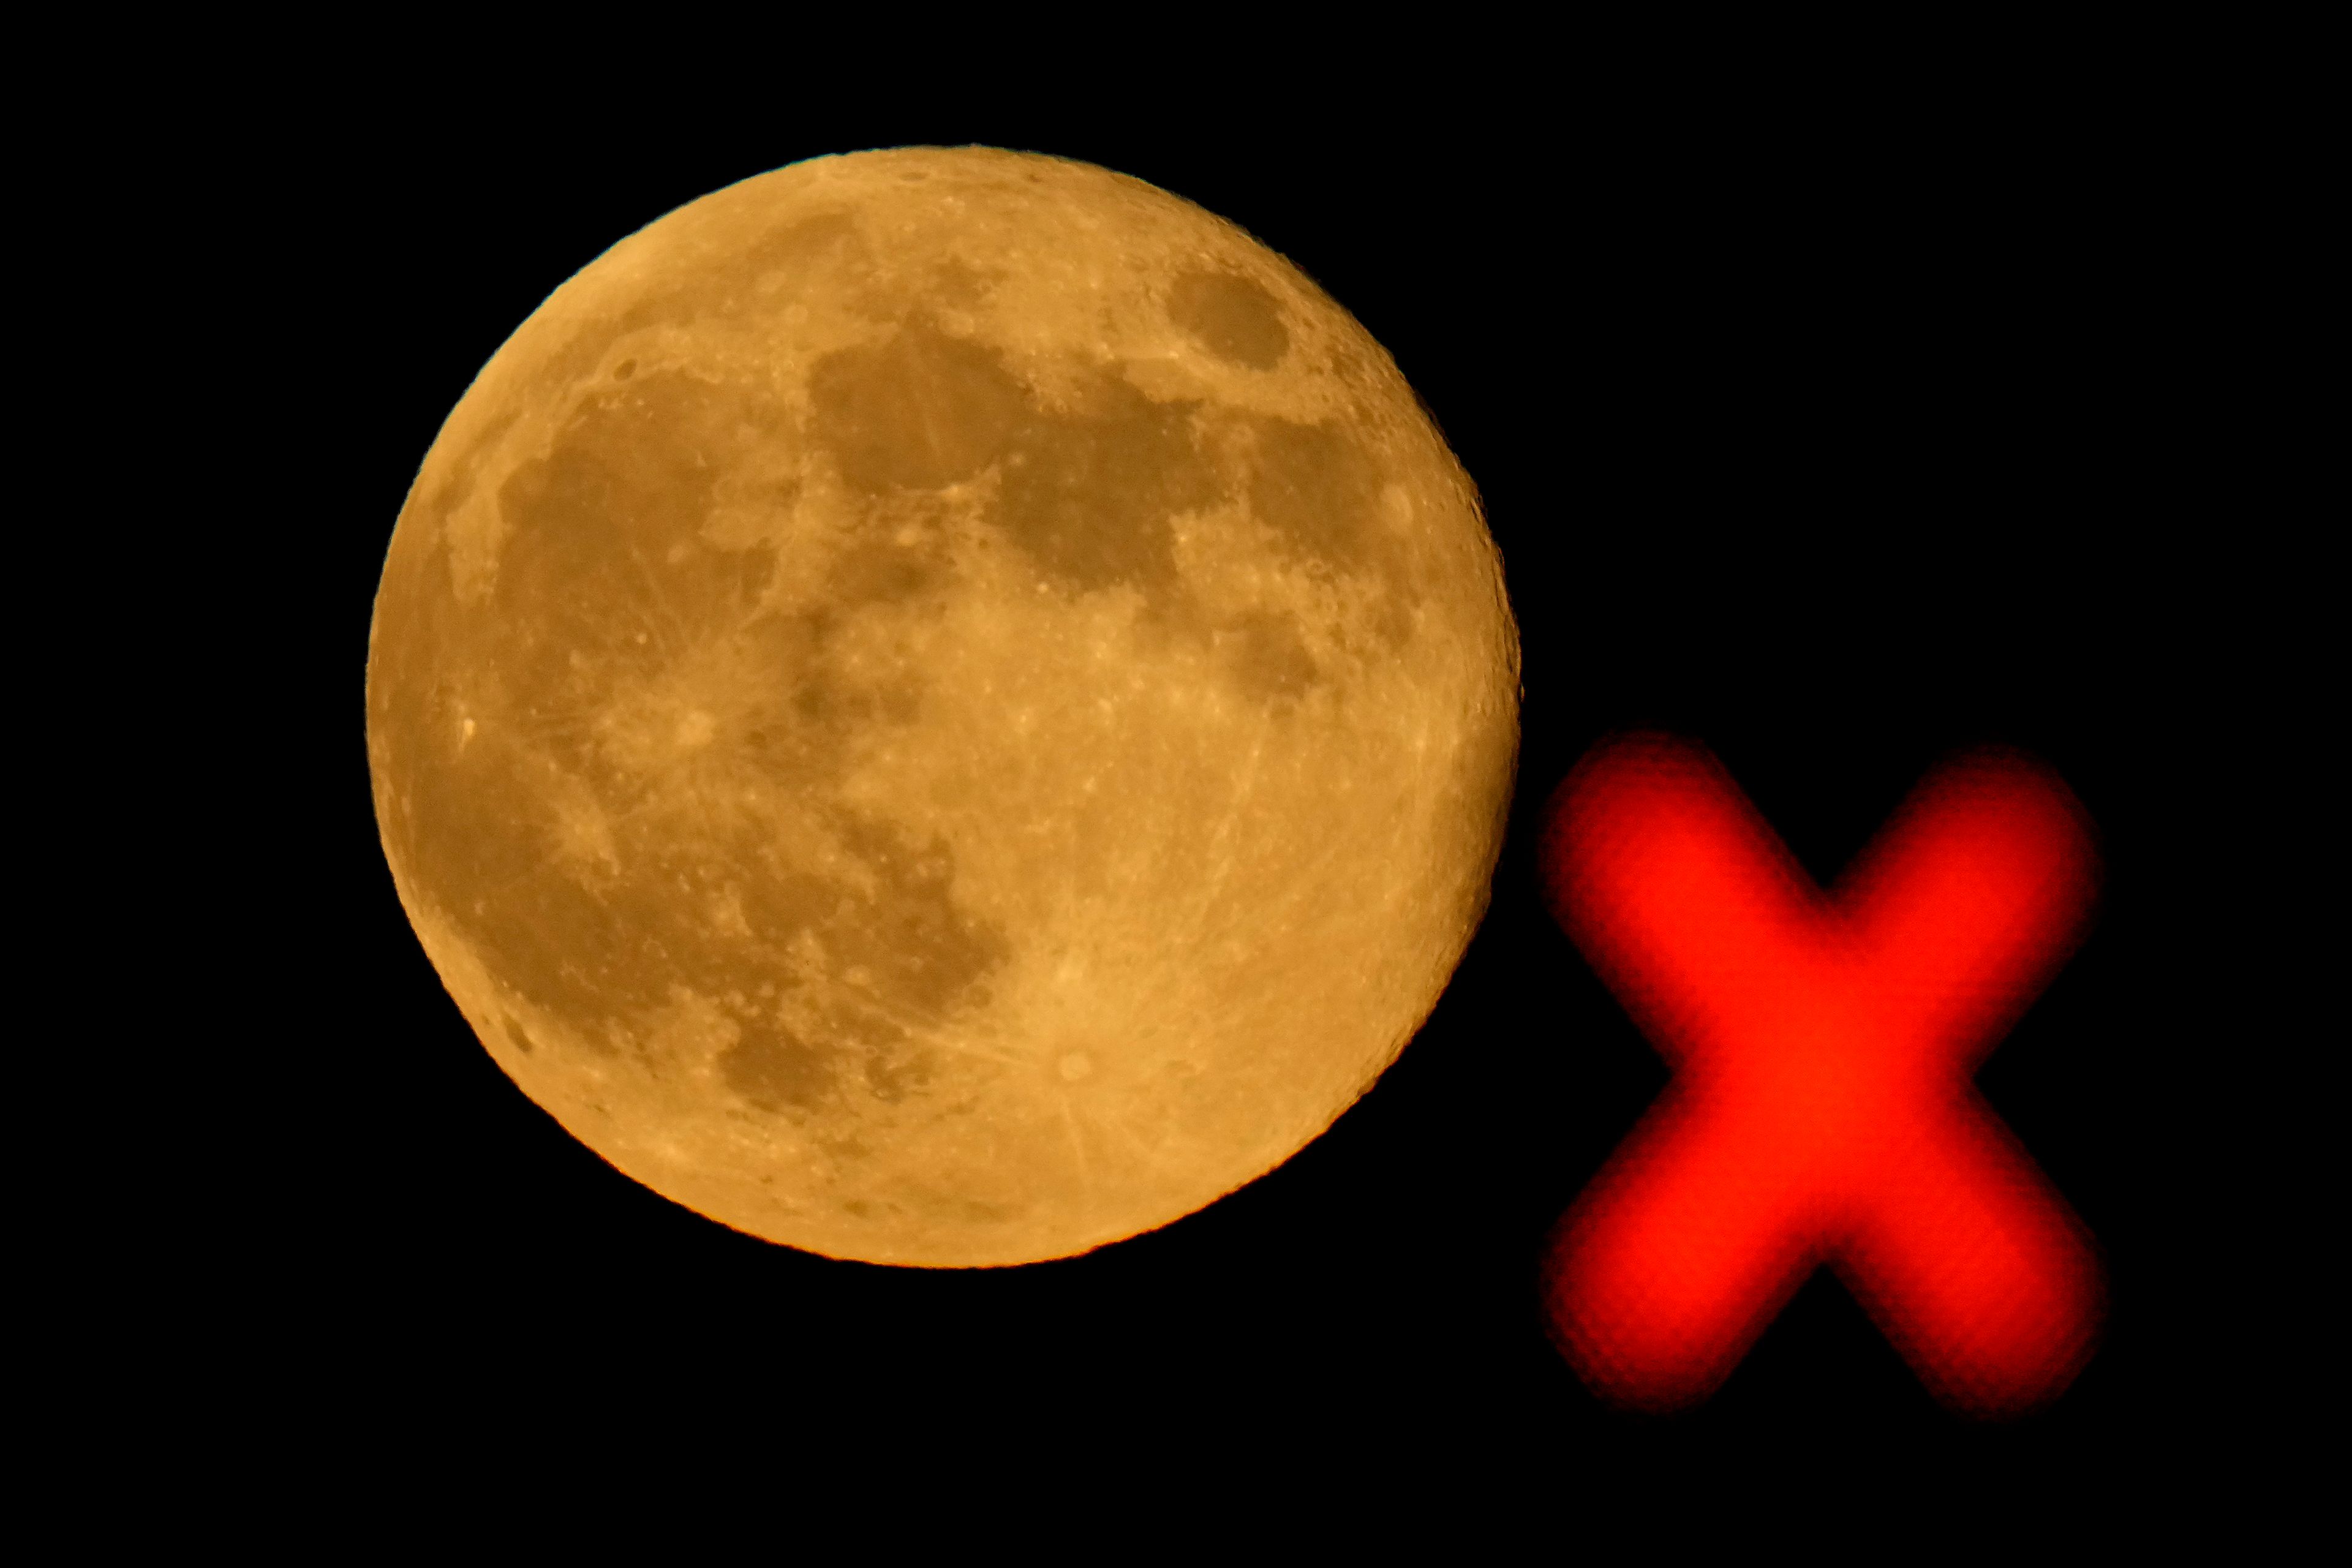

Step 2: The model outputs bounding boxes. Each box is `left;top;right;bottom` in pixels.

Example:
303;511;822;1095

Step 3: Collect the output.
1537;734;2105;1417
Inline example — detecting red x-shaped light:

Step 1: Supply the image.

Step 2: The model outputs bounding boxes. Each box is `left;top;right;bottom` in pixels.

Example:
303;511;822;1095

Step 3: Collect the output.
1537;734;2105;1417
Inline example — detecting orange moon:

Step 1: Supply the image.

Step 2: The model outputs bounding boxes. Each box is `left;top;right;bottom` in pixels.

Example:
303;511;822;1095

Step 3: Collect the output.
367;147;1519;1265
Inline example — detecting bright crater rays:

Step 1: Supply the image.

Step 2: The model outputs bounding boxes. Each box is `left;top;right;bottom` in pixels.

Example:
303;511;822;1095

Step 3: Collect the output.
368;148;1520;1266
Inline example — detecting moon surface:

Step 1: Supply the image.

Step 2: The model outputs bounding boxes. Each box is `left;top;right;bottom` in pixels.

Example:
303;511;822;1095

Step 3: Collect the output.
368;147;1519;1266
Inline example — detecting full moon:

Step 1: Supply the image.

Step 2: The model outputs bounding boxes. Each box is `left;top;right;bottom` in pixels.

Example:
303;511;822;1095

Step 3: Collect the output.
368;147;1519;1266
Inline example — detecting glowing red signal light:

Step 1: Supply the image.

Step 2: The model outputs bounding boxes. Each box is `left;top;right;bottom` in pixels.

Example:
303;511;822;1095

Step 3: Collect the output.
1537;735;2105;1417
